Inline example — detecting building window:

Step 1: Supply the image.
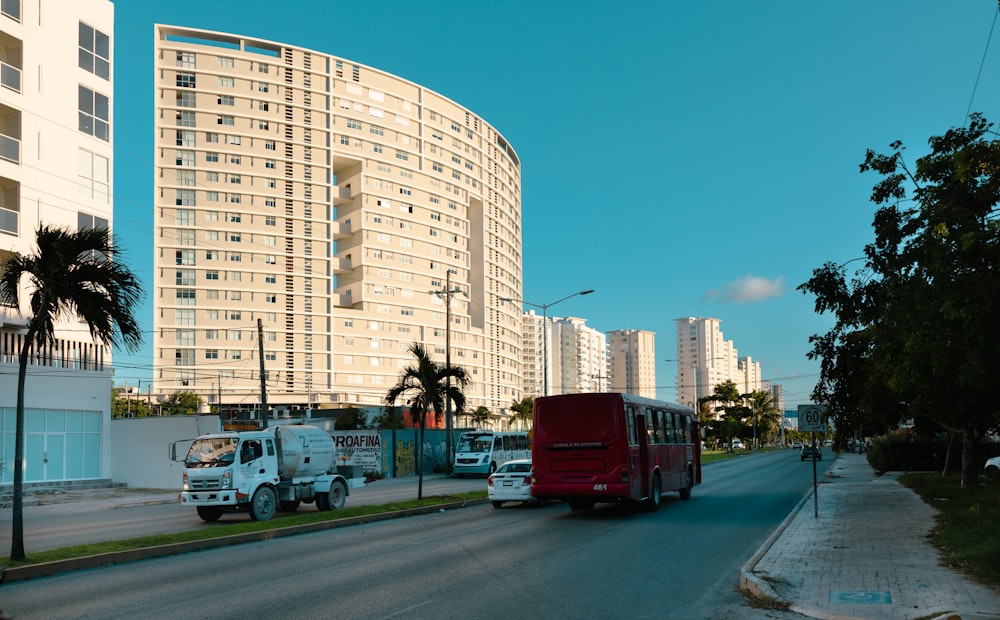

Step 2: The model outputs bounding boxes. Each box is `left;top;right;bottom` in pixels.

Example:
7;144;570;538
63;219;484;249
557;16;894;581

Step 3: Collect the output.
78;149;109;203
175;209;194;226
218;76;234;88
176;289;196;306
218;95;235;106
205;349;219;360
265;274;276;284
79;22;111;79
205;152;219;163
218;115;235;126
78;86;109;141
206;270;219;280
176;91;196;108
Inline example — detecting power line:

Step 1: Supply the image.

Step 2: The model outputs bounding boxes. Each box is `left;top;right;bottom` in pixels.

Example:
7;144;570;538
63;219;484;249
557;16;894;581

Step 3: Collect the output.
964;1;1000;125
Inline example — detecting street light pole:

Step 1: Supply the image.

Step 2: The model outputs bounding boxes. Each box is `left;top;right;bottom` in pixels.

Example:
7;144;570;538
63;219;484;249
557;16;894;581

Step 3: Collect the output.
500;289;594;397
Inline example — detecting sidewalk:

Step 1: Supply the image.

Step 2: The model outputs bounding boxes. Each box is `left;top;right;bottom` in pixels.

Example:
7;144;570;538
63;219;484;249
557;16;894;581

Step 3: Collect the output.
741;453;1000;620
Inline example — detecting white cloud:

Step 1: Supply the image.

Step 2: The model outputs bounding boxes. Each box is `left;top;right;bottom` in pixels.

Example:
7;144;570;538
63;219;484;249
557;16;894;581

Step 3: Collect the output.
703;275;784;304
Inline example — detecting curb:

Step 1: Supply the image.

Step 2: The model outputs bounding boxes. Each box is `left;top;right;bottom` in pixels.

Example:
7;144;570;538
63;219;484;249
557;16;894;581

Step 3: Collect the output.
738;457;858;620
4;497;490;583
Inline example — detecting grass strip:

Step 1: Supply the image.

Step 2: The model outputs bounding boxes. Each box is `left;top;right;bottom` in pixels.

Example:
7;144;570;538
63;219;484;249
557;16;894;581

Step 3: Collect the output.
898;472;1000;586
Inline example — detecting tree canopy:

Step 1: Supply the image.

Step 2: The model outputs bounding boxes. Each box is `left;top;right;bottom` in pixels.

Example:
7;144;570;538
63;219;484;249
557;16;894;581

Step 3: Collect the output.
799;114;1000;487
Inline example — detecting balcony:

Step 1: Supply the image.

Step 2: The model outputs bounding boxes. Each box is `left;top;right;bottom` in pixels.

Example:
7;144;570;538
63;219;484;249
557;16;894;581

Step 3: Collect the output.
0;103;19;163
332;184;353;205
0;31;21;94
0;176;16;234
331;256;353;273
331;220;352;240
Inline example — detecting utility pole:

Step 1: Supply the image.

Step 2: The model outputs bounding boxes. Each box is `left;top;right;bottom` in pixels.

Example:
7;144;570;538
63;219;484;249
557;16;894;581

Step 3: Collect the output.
258;318;268;429
431;271;465;475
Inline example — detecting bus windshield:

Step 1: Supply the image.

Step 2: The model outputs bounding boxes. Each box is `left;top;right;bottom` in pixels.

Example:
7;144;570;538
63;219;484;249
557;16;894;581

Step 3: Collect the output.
456;433;492;453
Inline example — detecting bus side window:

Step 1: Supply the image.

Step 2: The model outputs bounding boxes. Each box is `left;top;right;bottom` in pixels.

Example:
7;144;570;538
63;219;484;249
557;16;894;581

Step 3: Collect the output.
626;405;637;445
494;436;502;452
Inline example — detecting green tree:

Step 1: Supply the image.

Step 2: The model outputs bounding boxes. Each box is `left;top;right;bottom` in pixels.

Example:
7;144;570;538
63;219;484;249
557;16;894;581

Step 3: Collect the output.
800;114;1000;488
509;396;534;430
112;386;151;418
385;343;470;499
469;405;493;429
703;381;749;451
160;390;203;416
371;406;405;429
0;225;142;561
333;405;368;430
742;390;780;450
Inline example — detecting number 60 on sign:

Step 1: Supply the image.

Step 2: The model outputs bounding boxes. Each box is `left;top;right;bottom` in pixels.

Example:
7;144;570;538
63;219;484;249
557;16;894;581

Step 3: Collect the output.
797;404;828;433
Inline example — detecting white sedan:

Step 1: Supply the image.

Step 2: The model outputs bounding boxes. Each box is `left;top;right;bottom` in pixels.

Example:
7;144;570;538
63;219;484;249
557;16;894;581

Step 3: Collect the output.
487;459;542;508
986;455;1000;477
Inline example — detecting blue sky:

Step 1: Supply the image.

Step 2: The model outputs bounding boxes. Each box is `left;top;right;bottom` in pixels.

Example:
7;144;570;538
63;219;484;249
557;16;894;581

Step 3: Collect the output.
108;1;1000;408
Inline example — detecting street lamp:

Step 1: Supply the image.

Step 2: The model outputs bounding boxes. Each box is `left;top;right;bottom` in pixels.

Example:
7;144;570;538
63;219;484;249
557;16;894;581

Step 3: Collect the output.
500;289;594;397
430;271;465;475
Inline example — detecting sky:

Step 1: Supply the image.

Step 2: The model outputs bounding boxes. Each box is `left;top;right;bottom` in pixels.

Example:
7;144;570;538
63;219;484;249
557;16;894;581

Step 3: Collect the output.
107;1;1000;409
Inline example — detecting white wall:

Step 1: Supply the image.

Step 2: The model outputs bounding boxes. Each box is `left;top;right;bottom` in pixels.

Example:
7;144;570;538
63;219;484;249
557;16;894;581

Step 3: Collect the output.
109;415;221;490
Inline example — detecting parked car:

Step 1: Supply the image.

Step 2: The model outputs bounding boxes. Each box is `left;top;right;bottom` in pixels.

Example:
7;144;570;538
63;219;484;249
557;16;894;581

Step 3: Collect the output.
731;439;743;450
487;459;542;508
985;456;1000;477
791;442;803;450
801;444;822;461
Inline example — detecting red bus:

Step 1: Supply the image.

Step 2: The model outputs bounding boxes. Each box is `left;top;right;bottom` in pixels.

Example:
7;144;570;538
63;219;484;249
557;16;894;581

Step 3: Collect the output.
531;392;701;511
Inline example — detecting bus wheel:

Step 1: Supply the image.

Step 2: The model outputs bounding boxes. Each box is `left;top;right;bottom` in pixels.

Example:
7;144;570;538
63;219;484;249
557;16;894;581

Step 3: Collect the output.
645;473;661;512
679;468;694;500
569;499;595;511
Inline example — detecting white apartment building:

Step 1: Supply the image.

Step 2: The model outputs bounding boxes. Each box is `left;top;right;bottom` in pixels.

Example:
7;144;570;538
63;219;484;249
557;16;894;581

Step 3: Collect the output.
0;0;116;484
607;329;656;399
515;312;607;397
674;317;762;408
551;317;607;396
152;26;523;416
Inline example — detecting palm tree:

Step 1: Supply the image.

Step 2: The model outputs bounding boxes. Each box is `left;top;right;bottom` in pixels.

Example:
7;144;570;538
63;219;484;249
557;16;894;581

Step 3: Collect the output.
0;225;142;561
469;405;493;429
384;342;469;499
510;396;534;430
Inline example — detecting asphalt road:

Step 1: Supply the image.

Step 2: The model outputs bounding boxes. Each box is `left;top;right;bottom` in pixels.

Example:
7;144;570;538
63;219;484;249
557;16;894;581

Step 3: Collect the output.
0;450;823;620
0;474;486;554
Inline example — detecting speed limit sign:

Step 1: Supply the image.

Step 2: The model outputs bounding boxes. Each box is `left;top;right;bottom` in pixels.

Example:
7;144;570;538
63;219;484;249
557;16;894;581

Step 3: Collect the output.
797;405;827;433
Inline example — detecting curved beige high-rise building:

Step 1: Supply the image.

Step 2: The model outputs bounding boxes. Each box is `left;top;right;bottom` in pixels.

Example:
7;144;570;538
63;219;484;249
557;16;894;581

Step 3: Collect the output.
153;26;523;415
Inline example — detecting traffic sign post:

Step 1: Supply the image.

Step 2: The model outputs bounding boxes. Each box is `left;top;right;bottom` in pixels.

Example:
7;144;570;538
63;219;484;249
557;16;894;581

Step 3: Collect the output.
798;405;827;518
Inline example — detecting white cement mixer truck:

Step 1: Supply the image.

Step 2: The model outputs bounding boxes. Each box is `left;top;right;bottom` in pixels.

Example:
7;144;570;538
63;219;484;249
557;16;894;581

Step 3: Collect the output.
173;425;349;522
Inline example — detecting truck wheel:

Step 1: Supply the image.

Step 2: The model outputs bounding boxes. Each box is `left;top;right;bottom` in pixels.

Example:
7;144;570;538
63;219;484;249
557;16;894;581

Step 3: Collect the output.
279;500;300;512
315;492;330;511
197;506;223;522
249;487;276;521
327;480;347;510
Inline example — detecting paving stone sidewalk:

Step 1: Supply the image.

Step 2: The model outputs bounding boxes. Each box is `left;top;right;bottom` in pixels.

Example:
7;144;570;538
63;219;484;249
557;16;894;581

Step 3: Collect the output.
743;453;1000;620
